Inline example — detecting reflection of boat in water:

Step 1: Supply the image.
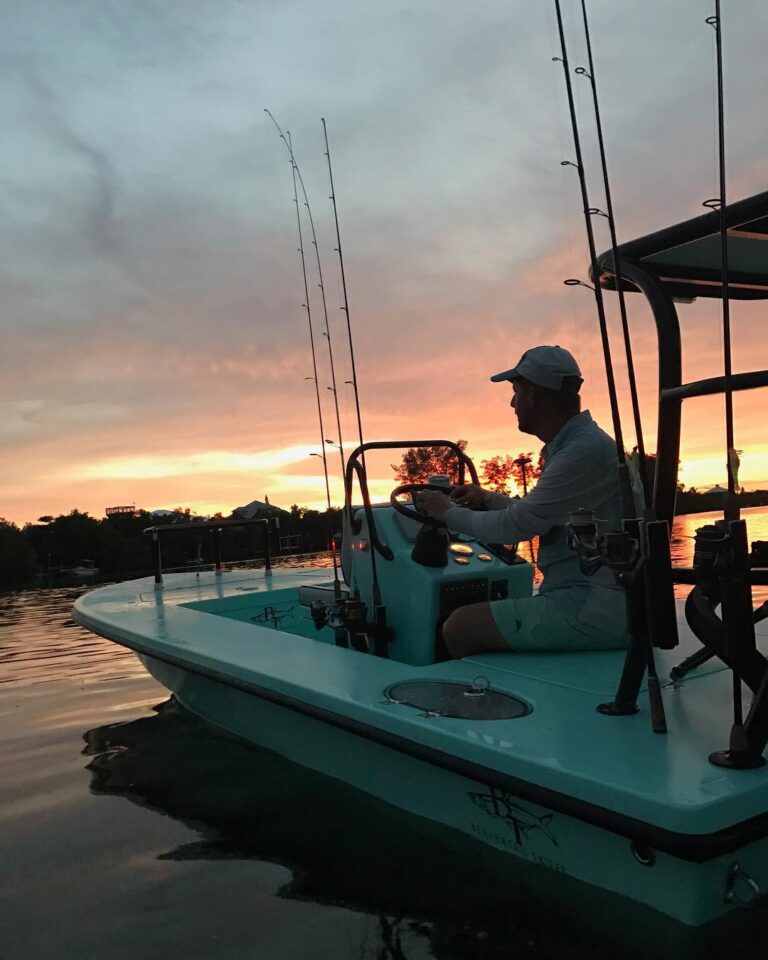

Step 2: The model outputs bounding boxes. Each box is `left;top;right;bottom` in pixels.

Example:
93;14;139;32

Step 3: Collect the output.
84;697;767;959
84;697;542;917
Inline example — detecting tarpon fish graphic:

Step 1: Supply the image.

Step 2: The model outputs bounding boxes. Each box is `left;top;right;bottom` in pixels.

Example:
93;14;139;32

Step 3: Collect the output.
469;788;558;847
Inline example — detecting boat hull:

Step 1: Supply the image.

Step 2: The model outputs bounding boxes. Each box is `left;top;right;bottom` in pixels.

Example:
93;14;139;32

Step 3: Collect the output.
139;650;767;926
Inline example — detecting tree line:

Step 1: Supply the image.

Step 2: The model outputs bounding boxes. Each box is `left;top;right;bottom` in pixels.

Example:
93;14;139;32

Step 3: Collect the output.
3;441;767;589
0;505;343;589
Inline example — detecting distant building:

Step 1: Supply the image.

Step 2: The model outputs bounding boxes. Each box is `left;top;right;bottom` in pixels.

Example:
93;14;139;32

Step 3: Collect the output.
106;505;136;517
231;498;280;521
705;484;728;495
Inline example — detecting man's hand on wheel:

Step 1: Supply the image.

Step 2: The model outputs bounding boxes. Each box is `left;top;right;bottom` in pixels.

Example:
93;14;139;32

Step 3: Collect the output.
416;490;451;521
451;484;486;509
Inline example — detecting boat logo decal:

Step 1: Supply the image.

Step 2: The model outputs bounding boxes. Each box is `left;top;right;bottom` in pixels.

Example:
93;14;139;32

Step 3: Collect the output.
250;603;294;628
469;787;558;848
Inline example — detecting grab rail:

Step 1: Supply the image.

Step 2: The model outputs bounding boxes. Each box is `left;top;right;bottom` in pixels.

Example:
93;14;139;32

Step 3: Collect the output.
143;517;280;588
661;370;768;403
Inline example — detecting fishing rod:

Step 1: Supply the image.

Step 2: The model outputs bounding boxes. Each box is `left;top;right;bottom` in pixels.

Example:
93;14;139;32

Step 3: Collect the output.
551;0;634;523
266;112;390;642
706;3;737;515
321;118;366;455
707;3;745;736
264;110;347;481
553;0;666;733
265;112;340;593
574;0;651;510
320;118;395;648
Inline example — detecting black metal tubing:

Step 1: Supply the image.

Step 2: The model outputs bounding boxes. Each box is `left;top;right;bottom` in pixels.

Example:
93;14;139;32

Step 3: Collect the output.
644;521;679;651
263;521;273;577
342;440;479;586
345;439;480;534
143;517;275;535
346;458;394;561
684;586;767;695
612;266;768;301
344;440;479;496
662;370;768;402
742;659;768;763
596;190;768;300
604;261;682;525
151;532;162;586
144;517;278;586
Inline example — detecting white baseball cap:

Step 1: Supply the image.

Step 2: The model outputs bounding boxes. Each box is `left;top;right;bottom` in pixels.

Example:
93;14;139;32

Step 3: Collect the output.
490;345;583;392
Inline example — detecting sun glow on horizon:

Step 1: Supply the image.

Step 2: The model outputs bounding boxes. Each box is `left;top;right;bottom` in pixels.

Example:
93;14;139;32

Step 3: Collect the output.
59;446;326;482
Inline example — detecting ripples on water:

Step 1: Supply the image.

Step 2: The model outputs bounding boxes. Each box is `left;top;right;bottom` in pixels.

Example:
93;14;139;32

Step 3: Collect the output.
3;518;768;959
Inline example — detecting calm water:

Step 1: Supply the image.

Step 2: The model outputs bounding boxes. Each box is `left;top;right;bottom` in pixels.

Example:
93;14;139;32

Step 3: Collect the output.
3;513;768;959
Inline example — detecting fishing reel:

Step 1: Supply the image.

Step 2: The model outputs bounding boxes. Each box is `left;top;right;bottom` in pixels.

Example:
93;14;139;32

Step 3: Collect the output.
566;508;639;578
309;592;392;656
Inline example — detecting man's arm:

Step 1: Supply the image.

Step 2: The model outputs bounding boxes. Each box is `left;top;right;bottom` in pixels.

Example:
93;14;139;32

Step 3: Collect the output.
443;449;602;542
483;490;516;511
451;483;514;511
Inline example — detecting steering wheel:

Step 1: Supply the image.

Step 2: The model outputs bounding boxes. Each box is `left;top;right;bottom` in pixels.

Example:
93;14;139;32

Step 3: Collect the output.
390;483;450;525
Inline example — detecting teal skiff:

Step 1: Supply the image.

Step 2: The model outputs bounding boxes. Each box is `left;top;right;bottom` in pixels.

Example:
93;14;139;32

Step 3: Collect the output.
75;193;768;926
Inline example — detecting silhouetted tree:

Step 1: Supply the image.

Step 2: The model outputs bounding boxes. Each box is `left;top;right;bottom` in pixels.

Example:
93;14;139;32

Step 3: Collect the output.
480;453;543;495
392;441;469;485
0;519;38;585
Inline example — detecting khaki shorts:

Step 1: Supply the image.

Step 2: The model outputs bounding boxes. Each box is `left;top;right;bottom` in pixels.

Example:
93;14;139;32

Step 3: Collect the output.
490;594;629;653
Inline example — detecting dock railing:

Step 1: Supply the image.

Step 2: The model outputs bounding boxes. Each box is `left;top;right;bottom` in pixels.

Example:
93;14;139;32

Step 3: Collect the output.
143;516;280;588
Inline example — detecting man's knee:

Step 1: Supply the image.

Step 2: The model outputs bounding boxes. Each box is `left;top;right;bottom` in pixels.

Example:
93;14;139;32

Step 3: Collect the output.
443;607;475;659
442;603;507;659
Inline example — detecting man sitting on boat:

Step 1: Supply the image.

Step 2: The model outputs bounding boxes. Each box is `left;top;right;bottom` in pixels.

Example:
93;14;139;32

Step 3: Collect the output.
419;345;628;658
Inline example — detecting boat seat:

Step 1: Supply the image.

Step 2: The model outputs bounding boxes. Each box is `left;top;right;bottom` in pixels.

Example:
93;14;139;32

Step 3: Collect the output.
298;584;349;607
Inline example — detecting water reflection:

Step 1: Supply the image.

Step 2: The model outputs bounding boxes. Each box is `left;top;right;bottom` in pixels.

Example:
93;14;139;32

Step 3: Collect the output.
0;585;140;685
83;698;768;960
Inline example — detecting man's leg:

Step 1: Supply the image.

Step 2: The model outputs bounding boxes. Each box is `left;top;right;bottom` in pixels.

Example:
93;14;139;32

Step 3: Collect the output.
442;602;509;658
444;595;630;659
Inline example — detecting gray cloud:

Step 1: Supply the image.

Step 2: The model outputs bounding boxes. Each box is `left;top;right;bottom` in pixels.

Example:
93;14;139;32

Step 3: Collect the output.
2;0;767;520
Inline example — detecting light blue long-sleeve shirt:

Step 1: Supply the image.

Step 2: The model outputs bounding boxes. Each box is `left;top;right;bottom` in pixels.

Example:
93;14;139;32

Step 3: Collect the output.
443;410;627;634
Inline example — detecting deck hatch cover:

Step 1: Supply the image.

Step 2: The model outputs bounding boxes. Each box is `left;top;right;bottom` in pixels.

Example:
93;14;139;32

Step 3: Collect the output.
385;680;531;720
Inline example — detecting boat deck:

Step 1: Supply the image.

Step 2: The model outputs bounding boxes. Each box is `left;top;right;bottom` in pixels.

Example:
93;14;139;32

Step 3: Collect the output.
74;566;768;841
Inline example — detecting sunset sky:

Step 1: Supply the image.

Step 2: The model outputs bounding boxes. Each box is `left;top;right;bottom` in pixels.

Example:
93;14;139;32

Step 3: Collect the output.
3;0;768;527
